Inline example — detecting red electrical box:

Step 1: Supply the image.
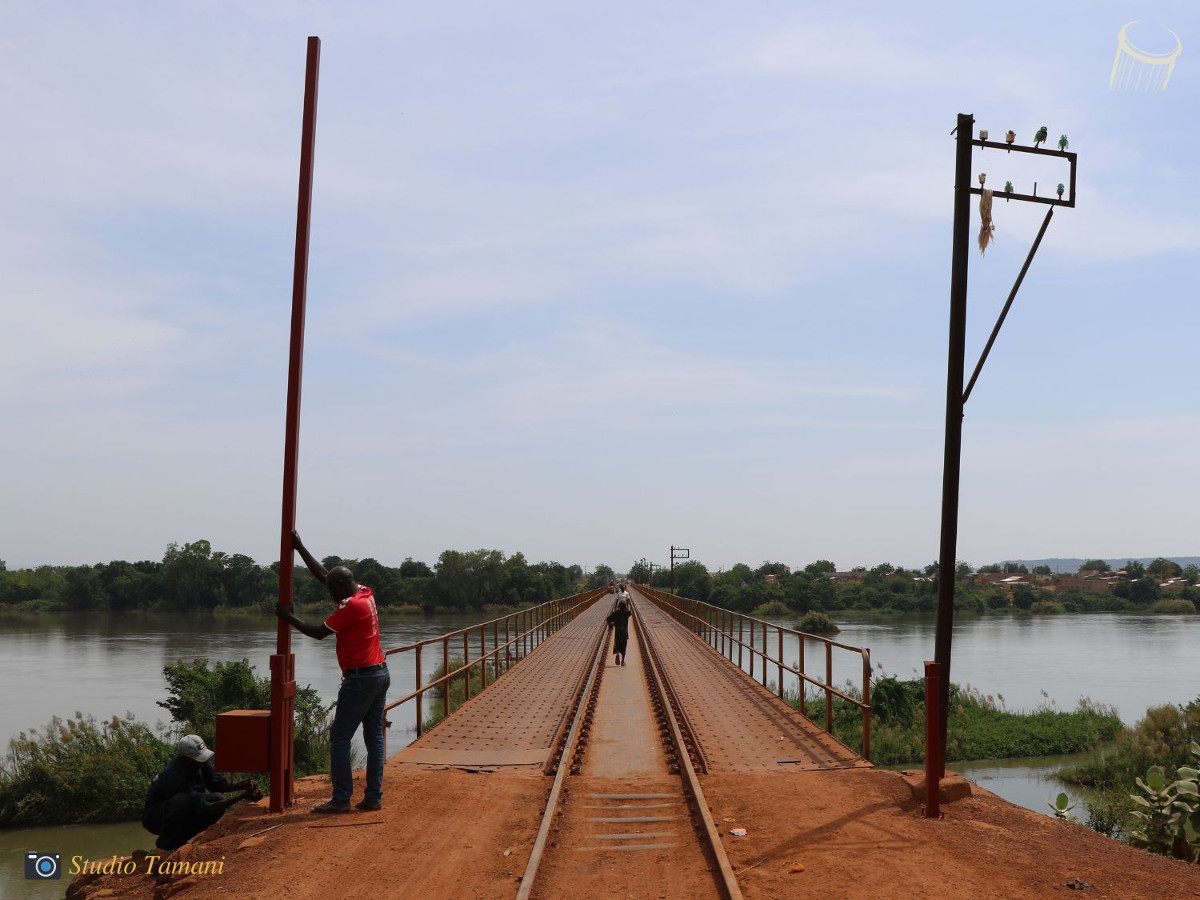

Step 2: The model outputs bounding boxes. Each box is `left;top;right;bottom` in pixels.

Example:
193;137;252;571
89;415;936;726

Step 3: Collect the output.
215;710;271;773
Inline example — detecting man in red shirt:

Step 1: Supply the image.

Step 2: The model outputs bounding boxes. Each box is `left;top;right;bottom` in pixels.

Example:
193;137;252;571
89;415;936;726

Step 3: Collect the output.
276;531;389;814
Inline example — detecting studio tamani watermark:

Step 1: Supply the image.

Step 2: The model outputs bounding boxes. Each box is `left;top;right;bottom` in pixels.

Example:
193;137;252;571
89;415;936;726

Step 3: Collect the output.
26;850;225;880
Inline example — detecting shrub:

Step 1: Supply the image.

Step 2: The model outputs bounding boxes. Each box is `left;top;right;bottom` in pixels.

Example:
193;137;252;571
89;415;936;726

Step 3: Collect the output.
158;658;333;779
0;713;172;827
797;678;1122;765
1127;748;1200;860
1031;600;1065;614
1084;789;1134;838
1061;699;1200;790
752;600;790;618
794;612;840;635
1150;598;1195;615
871;676;923;725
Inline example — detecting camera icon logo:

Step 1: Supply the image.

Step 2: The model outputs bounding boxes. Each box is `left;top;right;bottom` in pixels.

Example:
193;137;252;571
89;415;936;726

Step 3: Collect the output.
25;852;61;879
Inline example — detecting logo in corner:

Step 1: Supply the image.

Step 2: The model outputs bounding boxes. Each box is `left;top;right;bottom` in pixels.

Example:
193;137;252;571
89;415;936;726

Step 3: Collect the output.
1110;21;1183;90
25;852;61;880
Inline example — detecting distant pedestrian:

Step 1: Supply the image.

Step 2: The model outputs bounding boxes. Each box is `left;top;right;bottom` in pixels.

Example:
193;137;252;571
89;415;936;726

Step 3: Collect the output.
276;530;389;814
606;598;633;666
142;735;261;851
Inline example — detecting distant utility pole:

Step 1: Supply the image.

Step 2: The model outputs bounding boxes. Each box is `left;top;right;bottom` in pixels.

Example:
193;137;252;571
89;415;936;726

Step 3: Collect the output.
670;546;690;592
934;113;1077;774
647;562;662;585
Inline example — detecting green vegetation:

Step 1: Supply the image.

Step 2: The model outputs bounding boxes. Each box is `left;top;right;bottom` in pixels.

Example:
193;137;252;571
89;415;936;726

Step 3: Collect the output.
1048;791;1076;821
794;611;840;635
1061;699;1200;790
622;557;1199;617
1058;698;1200;854
751;600;790;618
5;548;1198;619
0;713;172;828
0;542;584;614
793;676;1122;766
1127;750;1200;859
158;659;332;779
0;659;335;829
1151;598;1196;614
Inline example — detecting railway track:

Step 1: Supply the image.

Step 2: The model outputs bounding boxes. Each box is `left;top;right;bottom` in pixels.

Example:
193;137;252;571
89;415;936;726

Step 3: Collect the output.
516;593;743;900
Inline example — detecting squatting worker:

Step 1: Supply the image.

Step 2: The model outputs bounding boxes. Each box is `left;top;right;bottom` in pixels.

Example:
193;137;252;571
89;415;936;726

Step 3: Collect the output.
142;735;261;851
606;598;633;667
276;530;390;814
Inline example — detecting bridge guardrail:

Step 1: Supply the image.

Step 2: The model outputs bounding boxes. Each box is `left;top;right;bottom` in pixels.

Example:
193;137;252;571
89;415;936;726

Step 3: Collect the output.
382;587;607;741
637;585;872;760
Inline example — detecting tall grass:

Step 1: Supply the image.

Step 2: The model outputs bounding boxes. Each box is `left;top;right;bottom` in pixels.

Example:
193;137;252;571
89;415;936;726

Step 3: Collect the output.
0;713;172;827
0;658;337;829
784;676;1122;765
1060;698;1200;789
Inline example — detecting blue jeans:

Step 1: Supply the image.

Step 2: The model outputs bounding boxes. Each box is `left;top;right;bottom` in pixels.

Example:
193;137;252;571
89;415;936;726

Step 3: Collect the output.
330;666;390;804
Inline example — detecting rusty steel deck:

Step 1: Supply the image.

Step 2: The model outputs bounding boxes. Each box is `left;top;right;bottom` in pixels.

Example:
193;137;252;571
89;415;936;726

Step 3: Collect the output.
392;590;867;774
634;593;871;772
393;597;612;769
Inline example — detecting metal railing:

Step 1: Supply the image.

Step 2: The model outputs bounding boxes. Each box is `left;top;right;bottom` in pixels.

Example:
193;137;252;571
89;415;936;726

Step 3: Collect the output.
383;588;607;740
637;585;872;760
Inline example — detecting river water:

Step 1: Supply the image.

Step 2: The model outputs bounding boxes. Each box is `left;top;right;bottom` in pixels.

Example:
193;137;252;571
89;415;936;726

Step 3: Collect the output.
2;609;1196;897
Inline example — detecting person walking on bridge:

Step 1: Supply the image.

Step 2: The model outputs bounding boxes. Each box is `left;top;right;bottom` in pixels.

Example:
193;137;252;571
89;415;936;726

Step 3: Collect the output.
605;598;633;667
276;530;390;814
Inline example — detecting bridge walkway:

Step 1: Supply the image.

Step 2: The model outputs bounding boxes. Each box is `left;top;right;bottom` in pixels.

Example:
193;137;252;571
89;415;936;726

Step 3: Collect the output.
635;593;870;772
393;595;612;771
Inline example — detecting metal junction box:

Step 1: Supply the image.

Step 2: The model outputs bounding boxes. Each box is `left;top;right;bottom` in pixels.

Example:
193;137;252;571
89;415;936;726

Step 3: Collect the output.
214;709;271;773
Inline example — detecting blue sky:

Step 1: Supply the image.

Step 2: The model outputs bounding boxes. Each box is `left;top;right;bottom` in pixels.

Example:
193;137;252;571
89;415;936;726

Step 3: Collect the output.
1;1;1196;574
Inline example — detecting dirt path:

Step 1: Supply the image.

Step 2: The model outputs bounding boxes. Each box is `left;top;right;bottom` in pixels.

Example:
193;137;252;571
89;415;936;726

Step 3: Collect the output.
66;763;1200;900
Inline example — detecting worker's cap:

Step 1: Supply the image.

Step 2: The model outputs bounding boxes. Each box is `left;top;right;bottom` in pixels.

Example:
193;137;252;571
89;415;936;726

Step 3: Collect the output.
176;734;215;763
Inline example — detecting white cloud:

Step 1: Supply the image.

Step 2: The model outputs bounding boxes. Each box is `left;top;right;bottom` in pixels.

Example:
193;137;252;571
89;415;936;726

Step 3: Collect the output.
0;272;183;399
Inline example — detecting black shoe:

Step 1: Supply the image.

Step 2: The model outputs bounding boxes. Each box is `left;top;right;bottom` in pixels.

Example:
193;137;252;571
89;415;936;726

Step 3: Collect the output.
355;799;382;811
312;800;352;814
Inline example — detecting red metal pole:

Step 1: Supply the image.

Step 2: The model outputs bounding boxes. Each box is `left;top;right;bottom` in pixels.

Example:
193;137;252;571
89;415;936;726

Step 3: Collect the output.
443;638;450;720
415;645;423;737
271;35;320;814
924;660;942;818
862;649;872;761
825;643;834;733
777;627;783;698
464;631;471;701
480;626;487;689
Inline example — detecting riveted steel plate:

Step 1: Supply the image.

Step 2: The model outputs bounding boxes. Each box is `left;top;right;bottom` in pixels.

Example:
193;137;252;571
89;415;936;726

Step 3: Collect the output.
634;594;871;773
393;598;611;769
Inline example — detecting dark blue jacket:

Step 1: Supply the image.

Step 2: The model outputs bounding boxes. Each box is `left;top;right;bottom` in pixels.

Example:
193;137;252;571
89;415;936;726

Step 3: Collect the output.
142;757;232;830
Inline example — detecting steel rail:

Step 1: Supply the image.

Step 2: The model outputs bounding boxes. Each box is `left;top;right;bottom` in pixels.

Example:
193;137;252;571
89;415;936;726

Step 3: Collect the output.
542;625;607;776
515;616;609;900
631;595;744;900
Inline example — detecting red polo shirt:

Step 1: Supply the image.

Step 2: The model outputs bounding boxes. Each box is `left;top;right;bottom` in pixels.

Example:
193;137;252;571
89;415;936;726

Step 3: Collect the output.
324;586;384;673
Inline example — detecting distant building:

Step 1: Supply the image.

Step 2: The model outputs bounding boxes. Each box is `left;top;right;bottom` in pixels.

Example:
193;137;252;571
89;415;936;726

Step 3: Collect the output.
828;570;865;585
1054;574;1116;594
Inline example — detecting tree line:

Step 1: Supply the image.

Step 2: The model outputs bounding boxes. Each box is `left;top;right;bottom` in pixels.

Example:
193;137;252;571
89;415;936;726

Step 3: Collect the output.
3;545;1197;615
0;541;587;613
623;557;1200;615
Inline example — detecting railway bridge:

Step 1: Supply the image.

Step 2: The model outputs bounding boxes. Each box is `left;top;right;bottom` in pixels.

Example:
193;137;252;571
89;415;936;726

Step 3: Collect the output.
379;585;873;899
66;586;1198;900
